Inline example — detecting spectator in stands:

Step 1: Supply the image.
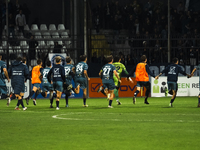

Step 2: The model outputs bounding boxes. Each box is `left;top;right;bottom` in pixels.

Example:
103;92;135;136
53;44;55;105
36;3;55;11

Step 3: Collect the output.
13;0;22;17
112;15;122;40
191;18;200;32
104;2;112;29
15;9;26;35
53;42;62;53
94;15;100;33
8;13;15;38
28;35;38;61
127;54;134;66
177;1;184;14
98;52;106;64
22;3;31;24
126;15;135;34
189;47;197;65
91;52;98;63
134;19;140;34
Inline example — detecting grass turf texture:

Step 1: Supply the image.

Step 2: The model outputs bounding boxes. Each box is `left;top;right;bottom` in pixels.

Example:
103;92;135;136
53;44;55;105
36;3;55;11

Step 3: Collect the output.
0;97;199;150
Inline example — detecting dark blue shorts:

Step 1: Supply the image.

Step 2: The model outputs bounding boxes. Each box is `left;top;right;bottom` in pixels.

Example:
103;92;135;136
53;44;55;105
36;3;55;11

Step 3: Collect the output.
12;84;23;95
74;77;87;89
102;81;115;91
136;81;150;89
42;83;53;92
53;81;63;92
167;82;178;91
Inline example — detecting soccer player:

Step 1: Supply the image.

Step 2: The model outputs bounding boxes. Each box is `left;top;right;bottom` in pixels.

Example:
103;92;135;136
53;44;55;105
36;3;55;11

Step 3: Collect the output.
7;57;29;106
47;56;66;110
155;57;191;107
9;57;29;110
40;60;55;108
63;56;80;107
0;55;10;100
99;55;121;108
74;55;90;107
25;59;43;105
112;56;130;104
127;55;156;105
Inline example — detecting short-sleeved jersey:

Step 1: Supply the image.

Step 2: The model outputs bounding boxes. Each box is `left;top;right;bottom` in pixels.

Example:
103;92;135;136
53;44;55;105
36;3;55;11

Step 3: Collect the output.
47;64;65;82
101;64;116;83
135;63;149;81
32;65;42;84
161;64;187;82
0;60;7;85
41;67;51;84
64;64;74;82
112;62;126;78
75;62;88;78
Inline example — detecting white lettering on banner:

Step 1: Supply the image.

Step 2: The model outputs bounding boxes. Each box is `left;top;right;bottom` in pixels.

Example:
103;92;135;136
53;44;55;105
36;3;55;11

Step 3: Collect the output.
5;80;30;98
151;77;199;97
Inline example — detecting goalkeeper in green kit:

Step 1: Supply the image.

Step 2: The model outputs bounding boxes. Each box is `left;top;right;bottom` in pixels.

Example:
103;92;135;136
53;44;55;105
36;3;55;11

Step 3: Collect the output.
112;56;130;104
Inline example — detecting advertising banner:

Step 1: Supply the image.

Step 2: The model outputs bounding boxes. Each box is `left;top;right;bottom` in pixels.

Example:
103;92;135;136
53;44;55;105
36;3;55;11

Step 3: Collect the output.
6;80;30;98
89;77;145;98
151;77;199;97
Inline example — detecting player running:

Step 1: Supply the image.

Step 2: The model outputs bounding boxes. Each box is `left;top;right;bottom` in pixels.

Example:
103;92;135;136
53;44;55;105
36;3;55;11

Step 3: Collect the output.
155;57;191;107
99;55;121;108
40;60;55;108
0;55;10;100
74;55;90;107
8;57;29;110
63;56;80;107
25;59;43;105
47;56;66;110
127;55;156;105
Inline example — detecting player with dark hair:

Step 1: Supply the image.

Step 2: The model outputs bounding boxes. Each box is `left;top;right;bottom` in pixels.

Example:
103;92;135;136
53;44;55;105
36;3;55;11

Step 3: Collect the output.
8;56;30;110
127;55;156;105
156;57;191;107
99;55;121;108
40;60;56;108
0;55;10;100
63;56;80;107
25;59;43;105
74;55;90;107
47;56;66;110
98;55;131;104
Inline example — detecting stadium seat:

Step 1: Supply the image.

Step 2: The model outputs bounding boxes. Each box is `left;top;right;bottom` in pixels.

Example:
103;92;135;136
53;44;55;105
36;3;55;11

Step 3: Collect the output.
61;32;71;45
31;24;39;31
34;32;42;39
40;24;48;31
58;24;65;31
20;41;29;53
49;24;57;31
51;32;60;38
24;25;30;31
43;32;51;39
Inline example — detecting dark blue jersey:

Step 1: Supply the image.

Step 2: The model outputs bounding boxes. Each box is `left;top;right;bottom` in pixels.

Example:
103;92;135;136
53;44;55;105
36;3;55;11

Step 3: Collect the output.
161;64;187;82
9;61;29;86
47;64;65;83
41;67;51;84
64;64;74;82
75;62;88;78
101;63;116;83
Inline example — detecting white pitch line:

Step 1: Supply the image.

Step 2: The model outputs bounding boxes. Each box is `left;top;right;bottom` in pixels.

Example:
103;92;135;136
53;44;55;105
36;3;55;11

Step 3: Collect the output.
52;114;200;123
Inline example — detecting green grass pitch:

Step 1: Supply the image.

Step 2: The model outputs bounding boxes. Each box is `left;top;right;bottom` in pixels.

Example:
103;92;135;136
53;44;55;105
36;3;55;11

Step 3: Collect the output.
0;97;200;150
